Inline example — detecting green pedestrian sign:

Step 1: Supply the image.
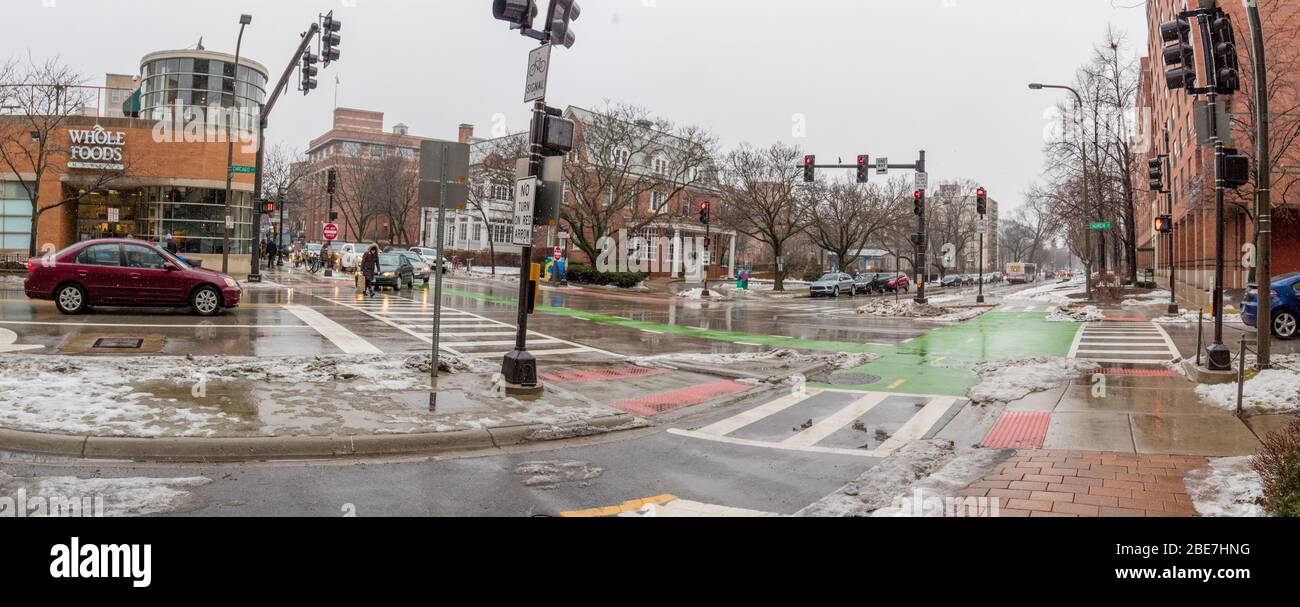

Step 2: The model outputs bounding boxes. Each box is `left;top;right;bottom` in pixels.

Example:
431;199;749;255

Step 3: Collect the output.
1089;222;1114;231
229;165;256;174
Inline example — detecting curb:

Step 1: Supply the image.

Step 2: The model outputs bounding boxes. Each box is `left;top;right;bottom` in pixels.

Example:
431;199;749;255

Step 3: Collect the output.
0;414;641;463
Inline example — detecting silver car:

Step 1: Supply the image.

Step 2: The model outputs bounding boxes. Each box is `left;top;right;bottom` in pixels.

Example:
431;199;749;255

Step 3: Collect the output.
810;273;856;298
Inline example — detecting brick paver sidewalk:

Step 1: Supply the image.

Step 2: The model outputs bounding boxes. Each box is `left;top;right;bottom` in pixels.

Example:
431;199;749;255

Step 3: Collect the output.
959;450;1206;517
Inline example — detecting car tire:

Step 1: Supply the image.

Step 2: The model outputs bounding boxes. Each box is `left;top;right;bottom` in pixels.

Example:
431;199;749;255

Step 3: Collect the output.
54;283;89;315
1274;311;1299;340
190;285;223;317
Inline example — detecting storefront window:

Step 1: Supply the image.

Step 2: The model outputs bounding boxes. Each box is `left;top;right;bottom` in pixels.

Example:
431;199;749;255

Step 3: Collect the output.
71;185;253;255
0;182;33;252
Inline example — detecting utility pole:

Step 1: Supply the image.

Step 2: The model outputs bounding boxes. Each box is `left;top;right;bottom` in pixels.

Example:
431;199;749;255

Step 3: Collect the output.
223;14;251;275
976;187;988;304
1247;1;1272;369
1029;83;1092;302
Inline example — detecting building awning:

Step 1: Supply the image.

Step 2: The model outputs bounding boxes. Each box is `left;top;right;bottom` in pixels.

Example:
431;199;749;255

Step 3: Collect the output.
121;89;142;118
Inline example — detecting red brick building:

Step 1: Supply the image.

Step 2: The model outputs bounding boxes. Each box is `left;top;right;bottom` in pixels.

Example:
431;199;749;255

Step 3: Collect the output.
1134;0;1300;304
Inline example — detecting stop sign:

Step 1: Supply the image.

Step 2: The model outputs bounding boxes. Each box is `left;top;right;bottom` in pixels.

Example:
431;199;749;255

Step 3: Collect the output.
323;224;339;241
554;247;562;260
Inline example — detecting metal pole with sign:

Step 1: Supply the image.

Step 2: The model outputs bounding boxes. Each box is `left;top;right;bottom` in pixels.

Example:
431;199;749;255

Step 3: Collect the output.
430;144;449;409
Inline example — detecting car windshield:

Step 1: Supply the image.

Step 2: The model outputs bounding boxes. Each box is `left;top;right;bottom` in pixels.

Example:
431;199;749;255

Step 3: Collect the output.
819;274;840;281
378;254;405;270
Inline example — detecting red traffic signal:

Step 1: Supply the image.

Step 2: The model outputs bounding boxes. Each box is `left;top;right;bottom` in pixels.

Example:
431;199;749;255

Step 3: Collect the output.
976;187;987;198
914;190;924;200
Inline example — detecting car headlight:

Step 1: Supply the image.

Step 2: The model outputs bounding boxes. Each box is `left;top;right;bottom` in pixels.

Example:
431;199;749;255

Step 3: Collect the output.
383;272;395;277
224;278;239;288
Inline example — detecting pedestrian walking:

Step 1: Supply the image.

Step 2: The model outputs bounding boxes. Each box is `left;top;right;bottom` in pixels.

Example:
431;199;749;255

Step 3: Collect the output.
361;244;381;298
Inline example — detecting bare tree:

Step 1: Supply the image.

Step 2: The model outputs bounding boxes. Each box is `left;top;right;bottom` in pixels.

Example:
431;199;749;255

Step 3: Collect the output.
561;103;718;262
716;142;811;291
467;134;528;274
261;143;308;245
0;56;106;256
806;178;900;273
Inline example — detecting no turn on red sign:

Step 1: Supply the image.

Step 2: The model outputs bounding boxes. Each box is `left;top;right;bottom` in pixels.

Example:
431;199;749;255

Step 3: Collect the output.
323;224;339;241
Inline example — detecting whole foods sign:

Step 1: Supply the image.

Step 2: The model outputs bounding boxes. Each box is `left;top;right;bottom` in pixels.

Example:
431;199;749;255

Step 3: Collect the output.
68;125;126;170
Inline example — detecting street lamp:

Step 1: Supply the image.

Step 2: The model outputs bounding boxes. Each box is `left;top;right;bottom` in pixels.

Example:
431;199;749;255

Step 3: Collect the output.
222;14;253;274
1029;82;1094;302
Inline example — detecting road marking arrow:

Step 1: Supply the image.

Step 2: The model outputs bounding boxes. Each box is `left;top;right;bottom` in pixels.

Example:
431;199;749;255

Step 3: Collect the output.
0;328;44;353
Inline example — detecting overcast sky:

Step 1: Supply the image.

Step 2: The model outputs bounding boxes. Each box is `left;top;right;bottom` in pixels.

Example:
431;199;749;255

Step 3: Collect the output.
8;0;1148;215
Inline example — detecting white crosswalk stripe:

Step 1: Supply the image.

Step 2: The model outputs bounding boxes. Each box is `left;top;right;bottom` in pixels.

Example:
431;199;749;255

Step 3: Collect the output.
1068;321;1180;365
323;296;617;359
669;389;965;458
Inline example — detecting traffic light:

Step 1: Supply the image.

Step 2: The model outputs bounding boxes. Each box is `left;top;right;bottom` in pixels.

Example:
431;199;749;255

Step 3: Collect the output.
803;155;815;183
1160;16;1196;91
1210;10;1241;94
549;0;582;49
699;201;710;225
1222;148;1250;189
493;0;538;29
856;155;869;184
913;190;925;216
260;199;276;215
321;11;342;66
975;187;988;216
1148;157;1166;192
1155;214;1173;234
300;52;319;95
326;168;337;194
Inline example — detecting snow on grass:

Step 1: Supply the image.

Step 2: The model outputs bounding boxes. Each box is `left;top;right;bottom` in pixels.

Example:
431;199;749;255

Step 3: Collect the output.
1046;305;1104;323
1122;290;1173;306
677;288;726;300
0;471;211;517
969;357;1100;404
1195;365;1300;414
857;299;991;323
1154;309;1244;325
1184;457;1265;517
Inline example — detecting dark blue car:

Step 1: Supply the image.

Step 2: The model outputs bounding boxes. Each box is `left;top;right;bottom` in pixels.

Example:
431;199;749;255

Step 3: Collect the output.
1242;272;1300;340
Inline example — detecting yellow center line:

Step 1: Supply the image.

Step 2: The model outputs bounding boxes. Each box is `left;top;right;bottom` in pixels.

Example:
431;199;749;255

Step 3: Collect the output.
887;379;907;390
561;494;677;518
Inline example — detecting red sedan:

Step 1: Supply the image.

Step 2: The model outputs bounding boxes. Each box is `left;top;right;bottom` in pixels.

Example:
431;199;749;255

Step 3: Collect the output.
24;239;242;316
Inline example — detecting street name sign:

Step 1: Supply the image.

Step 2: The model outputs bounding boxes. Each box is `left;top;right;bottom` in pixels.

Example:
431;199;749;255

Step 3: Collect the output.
1089;222;1114;231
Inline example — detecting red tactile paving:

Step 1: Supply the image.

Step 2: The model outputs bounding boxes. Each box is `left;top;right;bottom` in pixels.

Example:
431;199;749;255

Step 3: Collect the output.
982;412;1052;449
1098;368;1180;377
611;380;754;416
541;366;670;383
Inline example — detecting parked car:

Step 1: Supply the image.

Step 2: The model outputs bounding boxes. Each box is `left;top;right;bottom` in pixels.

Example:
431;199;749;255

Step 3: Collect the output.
940;275;962;289
371;254;416;291
24;239;242;316
853;272;888;295
810;272;855;298
886;272;911;293
1242;272;1300;340
395;251;432;283
337;243;364;273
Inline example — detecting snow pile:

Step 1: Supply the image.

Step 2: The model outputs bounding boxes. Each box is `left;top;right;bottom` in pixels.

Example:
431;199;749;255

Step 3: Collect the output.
1006;277;1085;305
1122;290;1173;306
0;471;211;517
1184;457;1265;517
858;299;948;318
1195;366;1300;414
677;288;726;300
0;353;492;437
1154;310;1243;325
633;349;876;372
968;357;1100;403
1046;305;1104;323
0;274;25;287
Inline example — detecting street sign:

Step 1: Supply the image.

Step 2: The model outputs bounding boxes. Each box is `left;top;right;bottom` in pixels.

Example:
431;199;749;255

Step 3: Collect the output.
914;172;929;191
107;207;119;223
229;165;256;174
225;215;234;230
876;157;889;176
554;247;562;260
513;178;538;246
418;141;471;210
524;44;552;103
1089;222;1114;231
323;223;339;241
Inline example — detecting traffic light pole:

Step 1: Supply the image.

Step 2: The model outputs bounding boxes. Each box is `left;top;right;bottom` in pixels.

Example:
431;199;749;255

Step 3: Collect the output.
501;97;546;394
1164;127;1178;316
977;231;985;304
247;20;321;284
1196;13;1231;371
1248;2;1272;369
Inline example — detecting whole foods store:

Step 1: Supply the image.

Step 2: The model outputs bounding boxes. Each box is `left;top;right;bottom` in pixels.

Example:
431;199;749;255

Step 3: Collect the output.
1;115;258;275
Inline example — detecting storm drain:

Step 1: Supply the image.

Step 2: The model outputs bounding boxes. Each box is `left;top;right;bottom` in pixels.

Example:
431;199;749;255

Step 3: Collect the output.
92;337;144;349
818;371;881;386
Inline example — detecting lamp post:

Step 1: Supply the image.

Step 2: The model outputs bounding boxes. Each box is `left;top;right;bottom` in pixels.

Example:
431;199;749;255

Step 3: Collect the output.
1030;82;1093;302
222;14;252;274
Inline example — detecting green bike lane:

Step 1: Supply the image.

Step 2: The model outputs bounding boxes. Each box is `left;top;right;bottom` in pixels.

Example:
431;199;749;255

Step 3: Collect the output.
439;287;1080;398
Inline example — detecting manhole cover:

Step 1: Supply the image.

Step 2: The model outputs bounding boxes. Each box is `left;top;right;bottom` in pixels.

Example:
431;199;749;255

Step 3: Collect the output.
93;337;144;349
